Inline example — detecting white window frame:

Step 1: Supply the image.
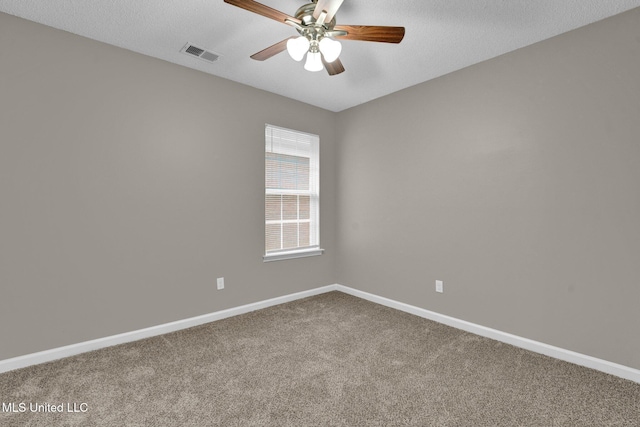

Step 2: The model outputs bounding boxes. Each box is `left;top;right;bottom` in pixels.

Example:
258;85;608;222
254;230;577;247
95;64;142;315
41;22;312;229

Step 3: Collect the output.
264;124;323;262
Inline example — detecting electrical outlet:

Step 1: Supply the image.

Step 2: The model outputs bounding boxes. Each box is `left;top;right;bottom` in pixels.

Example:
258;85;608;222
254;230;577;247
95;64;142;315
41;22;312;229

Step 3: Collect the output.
217;277;224;290
435;280;444;293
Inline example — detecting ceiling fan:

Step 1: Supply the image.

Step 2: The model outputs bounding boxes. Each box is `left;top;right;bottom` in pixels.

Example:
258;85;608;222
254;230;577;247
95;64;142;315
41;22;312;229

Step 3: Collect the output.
223;0;405;75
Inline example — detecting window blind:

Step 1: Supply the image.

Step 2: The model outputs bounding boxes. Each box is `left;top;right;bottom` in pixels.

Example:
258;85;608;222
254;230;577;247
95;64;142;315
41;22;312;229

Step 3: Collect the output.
265;125;319;257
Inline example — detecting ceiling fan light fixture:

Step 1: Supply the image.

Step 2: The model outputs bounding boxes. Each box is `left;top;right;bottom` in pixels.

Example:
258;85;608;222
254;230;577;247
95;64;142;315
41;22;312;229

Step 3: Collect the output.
286;36;310;62
225;0;405;76
304;51;323;72
319;37;342;63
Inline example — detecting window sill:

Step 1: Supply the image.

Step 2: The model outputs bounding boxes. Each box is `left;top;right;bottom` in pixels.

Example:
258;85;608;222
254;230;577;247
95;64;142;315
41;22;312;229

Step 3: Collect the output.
263;248;324;262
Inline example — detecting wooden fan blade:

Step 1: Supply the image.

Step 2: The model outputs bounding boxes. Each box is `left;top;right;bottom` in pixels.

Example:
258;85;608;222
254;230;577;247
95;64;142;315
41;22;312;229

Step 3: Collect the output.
313;0;344;23
224;0;301;26
333;25;405;43
251;37;296;61
323;57;345;76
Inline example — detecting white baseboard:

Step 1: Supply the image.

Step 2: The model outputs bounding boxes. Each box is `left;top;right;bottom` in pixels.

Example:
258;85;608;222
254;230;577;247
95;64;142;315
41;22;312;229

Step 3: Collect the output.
0;285;338;374
334;284;640;384
2;283;638;384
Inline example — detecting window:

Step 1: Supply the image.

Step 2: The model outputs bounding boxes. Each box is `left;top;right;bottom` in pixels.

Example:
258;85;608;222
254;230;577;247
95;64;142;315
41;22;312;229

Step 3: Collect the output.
264;124;322;262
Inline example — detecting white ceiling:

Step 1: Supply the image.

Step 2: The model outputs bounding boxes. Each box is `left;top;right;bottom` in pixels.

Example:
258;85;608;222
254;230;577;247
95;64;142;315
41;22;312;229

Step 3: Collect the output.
2;0;640;112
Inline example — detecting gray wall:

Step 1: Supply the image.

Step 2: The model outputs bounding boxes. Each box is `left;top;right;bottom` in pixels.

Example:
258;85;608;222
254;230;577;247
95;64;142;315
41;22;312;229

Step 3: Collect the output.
0;12;337;360
336;8;640;369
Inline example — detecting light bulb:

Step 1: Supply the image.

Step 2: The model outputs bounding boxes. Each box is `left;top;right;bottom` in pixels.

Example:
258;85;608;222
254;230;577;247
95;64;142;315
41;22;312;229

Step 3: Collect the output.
304;51;323;72
286;36;310;62
319;38;342;63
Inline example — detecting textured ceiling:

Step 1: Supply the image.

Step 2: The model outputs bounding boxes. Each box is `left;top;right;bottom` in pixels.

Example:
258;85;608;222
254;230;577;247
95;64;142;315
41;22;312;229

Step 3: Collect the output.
2;0;640;112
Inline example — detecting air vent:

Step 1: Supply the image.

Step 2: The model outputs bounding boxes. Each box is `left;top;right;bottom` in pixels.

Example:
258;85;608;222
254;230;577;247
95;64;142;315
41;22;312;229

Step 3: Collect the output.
185;45;205;56
200;51;219;62
180;43;220;63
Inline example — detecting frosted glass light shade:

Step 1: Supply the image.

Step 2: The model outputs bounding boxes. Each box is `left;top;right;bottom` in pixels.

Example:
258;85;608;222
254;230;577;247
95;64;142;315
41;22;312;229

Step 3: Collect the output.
287;36;310;62
319;38;342;63
304;51;323;72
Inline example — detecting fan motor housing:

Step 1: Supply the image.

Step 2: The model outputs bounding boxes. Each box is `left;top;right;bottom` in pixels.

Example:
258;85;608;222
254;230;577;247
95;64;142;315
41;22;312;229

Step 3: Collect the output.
294;2;336;30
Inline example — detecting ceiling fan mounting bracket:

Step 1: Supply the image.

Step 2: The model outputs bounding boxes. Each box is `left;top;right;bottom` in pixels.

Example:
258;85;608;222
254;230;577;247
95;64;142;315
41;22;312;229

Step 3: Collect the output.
289;2;338;41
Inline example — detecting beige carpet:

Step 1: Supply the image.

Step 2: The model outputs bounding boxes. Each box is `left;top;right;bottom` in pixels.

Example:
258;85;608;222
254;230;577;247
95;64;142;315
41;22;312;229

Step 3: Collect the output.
1;291;639;426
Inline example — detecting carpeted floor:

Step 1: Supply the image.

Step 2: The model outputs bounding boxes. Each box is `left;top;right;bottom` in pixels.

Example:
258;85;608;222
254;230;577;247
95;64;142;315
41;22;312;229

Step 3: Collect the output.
1;291;639;426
